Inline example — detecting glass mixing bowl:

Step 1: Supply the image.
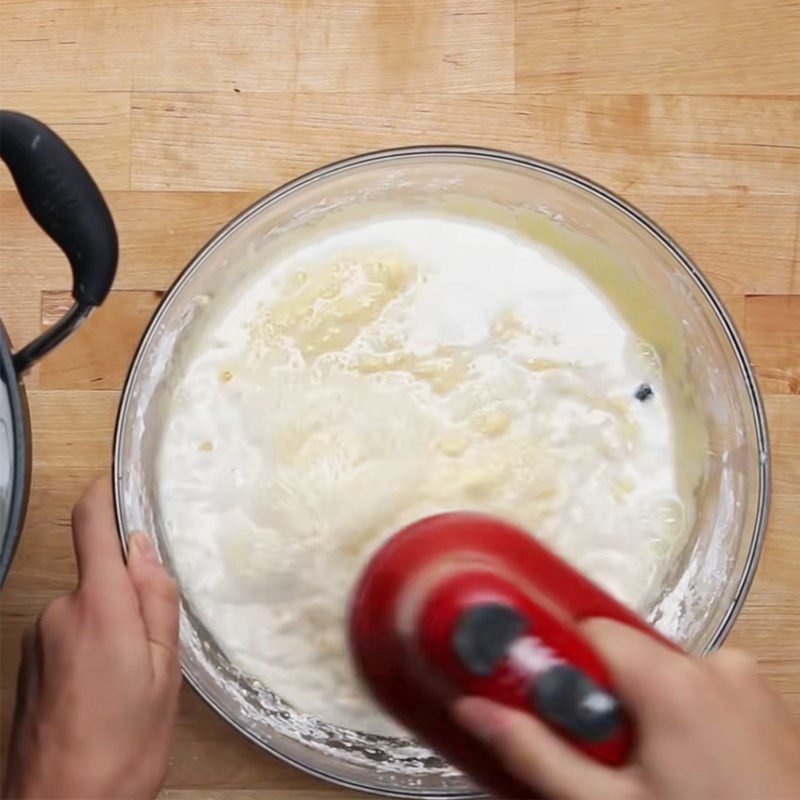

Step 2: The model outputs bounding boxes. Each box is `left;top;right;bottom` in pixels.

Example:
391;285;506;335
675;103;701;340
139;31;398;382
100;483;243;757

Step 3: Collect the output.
114;147;769;797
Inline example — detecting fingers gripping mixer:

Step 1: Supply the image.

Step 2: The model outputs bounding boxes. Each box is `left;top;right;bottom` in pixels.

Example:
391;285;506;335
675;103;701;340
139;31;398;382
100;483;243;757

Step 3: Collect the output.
349;513;671;796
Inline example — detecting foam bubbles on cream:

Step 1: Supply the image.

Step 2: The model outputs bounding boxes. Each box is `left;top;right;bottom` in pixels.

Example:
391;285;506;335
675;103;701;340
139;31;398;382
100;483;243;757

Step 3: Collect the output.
157;212;689;735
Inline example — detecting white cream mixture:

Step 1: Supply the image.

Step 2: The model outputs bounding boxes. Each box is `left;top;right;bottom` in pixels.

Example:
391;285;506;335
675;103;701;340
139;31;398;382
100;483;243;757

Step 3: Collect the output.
157;212;689;736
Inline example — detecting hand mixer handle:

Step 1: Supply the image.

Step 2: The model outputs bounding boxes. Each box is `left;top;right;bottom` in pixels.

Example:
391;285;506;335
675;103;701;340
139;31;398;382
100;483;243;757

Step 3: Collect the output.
350;512;678;797
417;570;632;765
454;603;623;744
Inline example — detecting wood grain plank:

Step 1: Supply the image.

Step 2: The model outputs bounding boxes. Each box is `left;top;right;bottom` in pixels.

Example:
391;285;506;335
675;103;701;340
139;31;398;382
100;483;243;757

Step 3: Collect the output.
39;291;163;390
102;192;261;289
0;1;138;92
3;189;796;299
23;390;119;470
0;473;90;624
793;210;800;294
766;396;800;569
516;0;800;94
0;91;131;191
0;0;514;94
0;191;259;292
133;0;514;93
745;296;800;395
635;195;800;296
130;93;800;195
719;295;745;333
728;396;800;711
0;274;41;386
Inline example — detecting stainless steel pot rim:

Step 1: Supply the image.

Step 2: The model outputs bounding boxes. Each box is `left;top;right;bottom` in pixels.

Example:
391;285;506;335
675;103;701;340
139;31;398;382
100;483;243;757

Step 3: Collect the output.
113;145;770;798
0;324;31;586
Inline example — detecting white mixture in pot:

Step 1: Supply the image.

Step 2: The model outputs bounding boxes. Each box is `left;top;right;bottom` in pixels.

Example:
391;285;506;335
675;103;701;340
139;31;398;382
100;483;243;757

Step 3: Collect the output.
158;211;691;736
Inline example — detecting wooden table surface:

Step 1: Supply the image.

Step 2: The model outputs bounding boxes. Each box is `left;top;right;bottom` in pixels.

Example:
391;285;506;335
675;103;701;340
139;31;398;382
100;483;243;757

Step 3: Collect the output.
1;1;799;797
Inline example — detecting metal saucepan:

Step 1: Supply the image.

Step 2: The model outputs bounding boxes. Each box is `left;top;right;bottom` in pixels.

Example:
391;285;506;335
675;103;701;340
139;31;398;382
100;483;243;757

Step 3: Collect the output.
0;111;118;586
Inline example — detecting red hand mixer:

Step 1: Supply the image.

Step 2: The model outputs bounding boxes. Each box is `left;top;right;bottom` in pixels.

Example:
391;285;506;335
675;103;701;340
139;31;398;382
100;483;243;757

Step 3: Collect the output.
348;512;674;797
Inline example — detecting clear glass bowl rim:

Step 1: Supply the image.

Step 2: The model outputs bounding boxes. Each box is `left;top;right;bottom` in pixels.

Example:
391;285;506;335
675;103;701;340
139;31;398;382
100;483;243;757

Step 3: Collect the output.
113;144;771;797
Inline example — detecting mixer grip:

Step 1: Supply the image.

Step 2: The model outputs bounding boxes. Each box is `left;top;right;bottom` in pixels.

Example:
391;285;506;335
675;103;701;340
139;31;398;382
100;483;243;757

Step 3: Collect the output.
419;575;633;766
349;512;679;796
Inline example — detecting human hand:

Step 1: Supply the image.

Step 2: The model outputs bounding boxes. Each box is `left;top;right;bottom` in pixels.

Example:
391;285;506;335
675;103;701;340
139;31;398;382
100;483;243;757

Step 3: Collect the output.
454;618;800;799
3;478;181;800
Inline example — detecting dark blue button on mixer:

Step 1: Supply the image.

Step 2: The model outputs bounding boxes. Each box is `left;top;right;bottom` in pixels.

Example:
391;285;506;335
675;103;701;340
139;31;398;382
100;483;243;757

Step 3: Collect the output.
451;603;621;744
534;664;621;743
452;603;527;677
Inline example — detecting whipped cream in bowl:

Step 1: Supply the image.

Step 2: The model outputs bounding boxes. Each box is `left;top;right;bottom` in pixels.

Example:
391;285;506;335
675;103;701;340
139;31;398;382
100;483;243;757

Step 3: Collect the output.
114;148;769;797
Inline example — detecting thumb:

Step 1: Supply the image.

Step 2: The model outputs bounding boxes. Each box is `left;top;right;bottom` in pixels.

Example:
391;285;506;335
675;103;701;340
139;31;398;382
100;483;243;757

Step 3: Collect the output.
452;697;631;800
127;533;180;684
579;617;688;727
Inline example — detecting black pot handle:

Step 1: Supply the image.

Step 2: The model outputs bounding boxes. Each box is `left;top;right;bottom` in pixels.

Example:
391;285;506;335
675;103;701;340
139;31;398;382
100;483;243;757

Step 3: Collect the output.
0;110;118;374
